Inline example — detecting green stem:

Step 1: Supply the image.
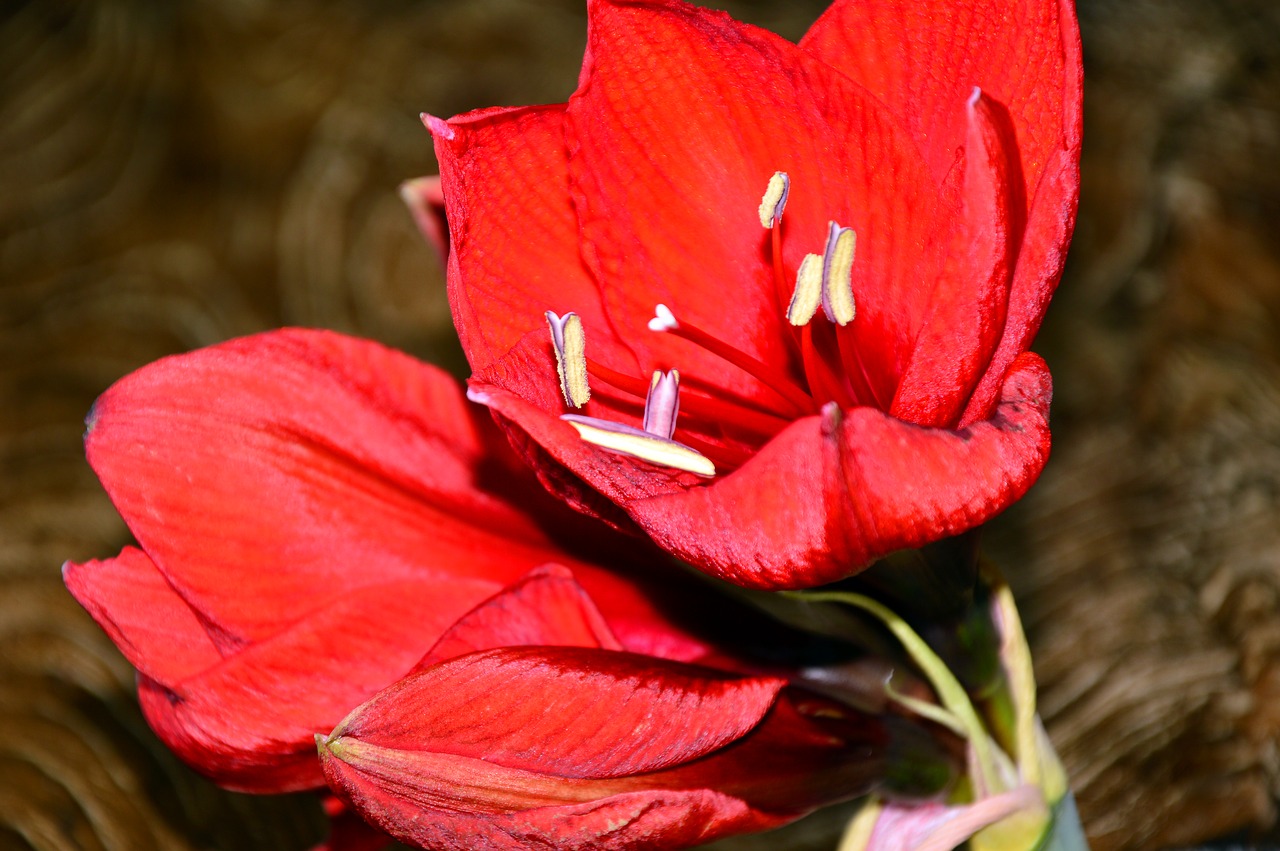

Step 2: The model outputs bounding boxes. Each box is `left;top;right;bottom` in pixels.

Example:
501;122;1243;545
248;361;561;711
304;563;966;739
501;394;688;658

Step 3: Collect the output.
786;589;1002;797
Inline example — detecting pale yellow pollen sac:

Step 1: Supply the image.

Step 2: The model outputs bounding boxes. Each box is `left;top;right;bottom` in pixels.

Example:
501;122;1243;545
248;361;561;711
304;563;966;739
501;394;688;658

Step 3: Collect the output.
561;416;716;478
758;171;791;229
545;310;591;408
787;253;824;326
821;222;857;326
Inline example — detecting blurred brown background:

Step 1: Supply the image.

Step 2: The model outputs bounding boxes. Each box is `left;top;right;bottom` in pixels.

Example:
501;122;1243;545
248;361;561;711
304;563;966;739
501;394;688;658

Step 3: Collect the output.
2;0;1279;849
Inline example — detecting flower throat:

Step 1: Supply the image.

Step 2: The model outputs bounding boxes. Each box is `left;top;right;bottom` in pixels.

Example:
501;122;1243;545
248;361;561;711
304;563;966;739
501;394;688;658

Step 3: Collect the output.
544;172;880;476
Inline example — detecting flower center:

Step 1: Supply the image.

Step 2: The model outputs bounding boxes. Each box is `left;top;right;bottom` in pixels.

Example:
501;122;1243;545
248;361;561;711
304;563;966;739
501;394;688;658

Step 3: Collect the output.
542;173;884;476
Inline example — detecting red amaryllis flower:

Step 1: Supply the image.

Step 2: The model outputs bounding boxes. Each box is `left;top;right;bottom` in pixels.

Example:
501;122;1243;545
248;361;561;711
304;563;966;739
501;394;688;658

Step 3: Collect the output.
63;328;746;793
320;565;906;851
433;0;1082;589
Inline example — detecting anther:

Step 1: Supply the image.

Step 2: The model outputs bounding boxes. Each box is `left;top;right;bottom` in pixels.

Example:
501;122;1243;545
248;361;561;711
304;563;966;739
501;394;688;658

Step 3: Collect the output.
820;222;857;326
560;416;716;477
642;370;681;440
758;171;790;229
787;253;823;326
546;311;591;407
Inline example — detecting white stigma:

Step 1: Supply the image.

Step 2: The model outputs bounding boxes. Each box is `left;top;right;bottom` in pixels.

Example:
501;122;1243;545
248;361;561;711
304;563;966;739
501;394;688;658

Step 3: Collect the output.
648;304;678;333
758;171;791;229
545;311;591;408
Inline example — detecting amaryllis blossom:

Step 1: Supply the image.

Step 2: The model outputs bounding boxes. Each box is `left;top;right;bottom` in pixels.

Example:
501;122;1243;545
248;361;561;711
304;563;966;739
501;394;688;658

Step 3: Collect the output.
431;0;1082;589
320;565;920;851
63;329;757;793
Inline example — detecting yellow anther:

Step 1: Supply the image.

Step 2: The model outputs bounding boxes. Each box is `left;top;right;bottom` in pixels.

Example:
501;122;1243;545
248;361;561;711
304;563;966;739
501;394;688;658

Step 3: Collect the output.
546;311;591;408
822;225;857;326
787;253;824;326
758;171;791;229
562;417;716;478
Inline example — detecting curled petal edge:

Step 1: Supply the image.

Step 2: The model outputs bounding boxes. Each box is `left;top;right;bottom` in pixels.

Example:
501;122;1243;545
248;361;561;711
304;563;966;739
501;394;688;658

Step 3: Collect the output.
469;353;1051;589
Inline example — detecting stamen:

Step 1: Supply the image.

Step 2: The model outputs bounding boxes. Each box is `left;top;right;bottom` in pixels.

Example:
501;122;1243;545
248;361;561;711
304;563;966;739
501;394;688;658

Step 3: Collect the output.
546;311;591;408
820;222;857;326
561;415;715;477
648;304;816;415
787;253;823;326
642;370;681;440
584;358;789;440
758;171;790;229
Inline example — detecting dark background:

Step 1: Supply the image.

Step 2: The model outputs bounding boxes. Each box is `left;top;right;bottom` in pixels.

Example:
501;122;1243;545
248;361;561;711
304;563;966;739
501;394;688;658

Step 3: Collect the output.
2;1;1279;849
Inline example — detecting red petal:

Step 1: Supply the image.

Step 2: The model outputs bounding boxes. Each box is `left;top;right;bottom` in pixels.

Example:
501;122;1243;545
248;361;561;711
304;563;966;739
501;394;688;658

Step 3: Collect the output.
331;647;783;778
86;329;602;644
416;564;622;670
63;548;221;685
961;143;1078;424
890;92;1015;428
803;0;1083;422
137;576;493;792
801;0;1081;221
566;0;948;410
628;354;1053;588
474;354;1049;588
399;175;449;264
320;651;890;849
434;104;638;381
323;760;782;851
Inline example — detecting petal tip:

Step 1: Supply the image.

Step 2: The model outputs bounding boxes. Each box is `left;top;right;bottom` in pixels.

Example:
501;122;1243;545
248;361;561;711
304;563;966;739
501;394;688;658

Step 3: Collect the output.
421;112;456;140
465;385;494;406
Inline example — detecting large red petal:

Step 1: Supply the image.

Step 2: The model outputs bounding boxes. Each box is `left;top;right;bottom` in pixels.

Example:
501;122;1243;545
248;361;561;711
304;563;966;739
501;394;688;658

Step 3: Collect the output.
320;651;889;850
136;575;492;793
330;647;783;778
961;143;1078;424
890;92;1015;428
473;354;1050;588
803;0;1083;423
323;758;783;851
415;564;622;671
567;0;948;411
626;354;1053;588
434;104;638;381
801;0;1080;219
85;329;604;644
63;548;221;686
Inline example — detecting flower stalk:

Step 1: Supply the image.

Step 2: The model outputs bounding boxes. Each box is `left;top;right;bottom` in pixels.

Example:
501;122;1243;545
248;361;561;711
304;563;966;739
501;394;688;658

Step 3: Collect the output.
791;563;1086;851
